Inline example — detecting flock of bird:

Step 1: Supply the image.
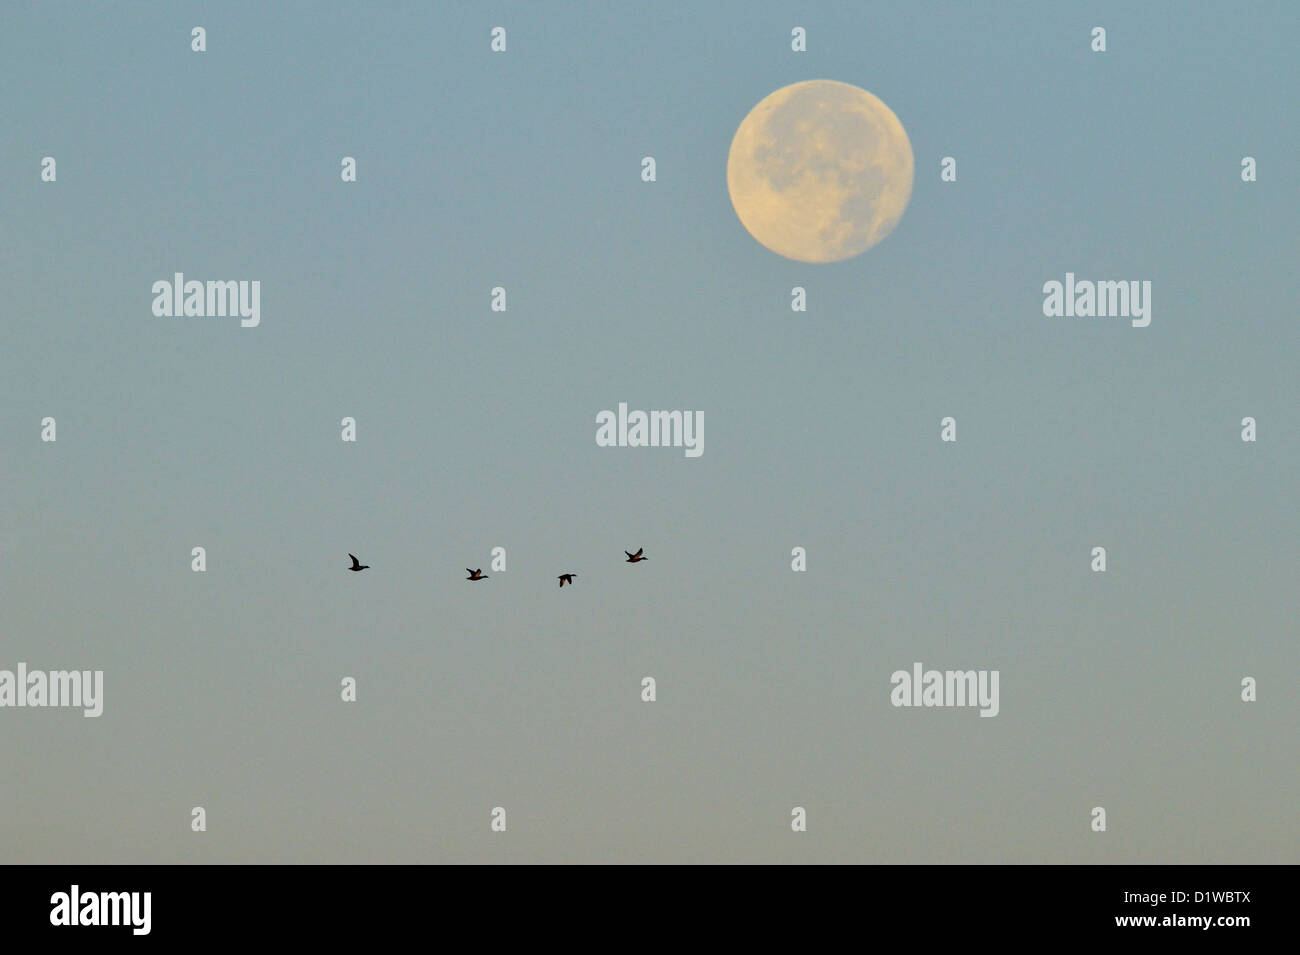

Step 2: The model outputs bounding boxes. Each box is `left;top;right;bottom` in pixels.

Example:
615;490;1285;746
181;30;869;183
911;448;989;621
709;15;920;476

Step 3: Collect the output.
346;549;647;585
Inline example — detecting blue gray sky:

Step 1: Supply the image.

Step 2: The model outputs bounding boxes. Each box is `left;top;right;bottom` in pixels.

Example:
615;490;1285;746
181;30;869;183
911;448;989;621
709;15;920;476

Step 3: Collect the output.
2;0;1296;862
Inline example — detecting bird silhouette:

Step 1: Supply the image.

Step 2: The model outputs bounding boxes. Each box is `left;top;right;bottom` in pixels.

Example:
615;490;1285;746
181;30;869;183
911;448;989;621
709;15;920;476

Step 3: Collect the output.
624;548;648;563
466;568;488;581
558;573;577;587
348;554;370;572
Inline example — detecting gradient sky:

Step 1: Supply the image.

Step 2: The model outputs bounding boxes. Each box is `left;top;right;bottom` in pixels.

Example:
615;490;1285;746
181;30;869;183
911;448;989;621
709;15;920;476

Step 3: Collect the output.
2;0;1296;863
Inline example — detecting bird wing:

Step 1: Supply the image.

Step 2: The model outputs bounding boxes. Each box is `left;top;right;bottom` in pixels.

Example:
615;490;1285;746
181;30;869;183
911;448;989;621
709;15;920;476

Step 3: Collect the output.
349;554;360;567
633;548;643;558
466;568;475;575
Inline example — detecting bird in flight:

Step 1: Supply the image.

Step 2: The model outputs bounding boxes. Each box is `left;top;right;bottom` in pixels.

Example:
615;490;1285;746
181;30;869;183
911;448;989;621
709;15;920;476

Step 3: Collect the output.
466;568;488;581
348;554;370;572
624;548;648;563
558;573;577;587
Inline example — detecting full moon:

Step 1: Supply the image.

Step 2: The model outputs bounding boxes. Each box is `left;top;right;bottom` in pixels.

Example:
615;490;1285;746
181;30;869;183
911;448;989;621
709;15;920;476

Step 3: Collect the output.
726;80;914;263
